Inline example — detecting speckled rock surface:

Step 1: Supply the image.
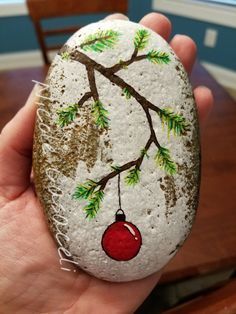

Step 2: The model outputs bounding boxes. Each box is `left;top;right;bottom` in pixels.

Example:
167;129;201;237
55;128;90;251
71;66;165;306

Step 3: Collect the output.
33;19;200;282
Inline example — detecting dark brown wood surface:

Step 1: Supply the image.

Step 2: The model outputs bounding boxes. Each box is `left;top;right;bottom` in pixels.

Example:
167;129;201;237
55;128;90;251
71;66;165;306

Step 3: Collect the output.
0;63;235;283
164;279;236;314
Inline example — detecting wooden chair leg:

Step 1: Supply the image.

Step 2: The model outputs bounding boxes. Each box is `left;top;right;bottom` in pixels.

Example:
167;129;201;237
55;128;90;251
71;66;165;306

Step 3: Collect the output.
34;21;50;65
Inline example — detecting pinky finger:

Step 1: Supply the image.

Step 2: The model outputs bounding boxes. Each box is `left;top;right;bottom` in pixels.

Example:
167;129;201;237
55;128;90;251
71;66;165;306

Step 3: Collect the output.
194;86;214;128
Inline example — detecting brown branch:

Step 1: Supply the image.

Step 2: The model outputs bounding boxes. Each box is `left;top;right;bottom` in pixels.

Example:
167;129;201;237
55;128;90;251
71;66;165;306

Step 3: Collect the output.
109;54;147;72
97;115;161;191
62;47;161;115
144;107;161;149
131;47;139;59
86;66;99;101
103;71;161;114
58;46;163;190
77;91;93;107
108;46;149;73
98;133;155;191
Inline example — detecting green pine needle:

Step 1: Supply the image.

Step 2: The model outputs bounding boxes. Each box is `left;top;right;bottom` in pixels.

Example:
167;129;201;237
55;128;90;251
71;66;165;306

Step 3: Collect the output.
140;148;149;159
118;59;128;69
73;180;98;200
125;168;141;186
61;51;70;61
73;180;104;219
123;87;131;99
155;146;177;175
91;100;109;129
158;108;189;136
80;30;120;53
56;104;78;127
147;50;170;64
83;190;104;219
111;164;121;171
134;29;150;50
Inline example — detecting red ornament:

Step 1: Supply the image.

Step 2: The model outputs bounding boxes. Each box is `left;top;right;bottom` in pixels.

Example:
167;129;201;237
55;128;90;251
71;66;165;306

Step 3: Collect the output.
102;209;142;261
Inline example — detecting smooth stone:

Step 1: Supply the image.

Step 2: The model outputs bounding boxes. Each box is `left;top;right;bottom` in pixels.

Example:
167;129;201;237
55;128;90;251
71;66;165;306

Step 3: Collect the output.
33;19;200;282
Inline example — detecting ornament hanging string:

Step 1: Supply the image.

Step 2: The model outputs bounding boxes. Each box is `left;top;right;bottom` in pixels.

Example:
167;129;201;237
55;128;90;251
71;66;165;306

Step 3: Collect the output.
102;172;142;261
118;172;122;209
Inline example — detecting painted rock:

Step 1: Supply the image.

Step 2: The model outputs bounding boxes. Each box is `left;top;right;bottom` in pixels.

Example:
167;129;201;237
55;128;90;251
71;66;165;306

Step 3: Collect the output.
33;19;200;282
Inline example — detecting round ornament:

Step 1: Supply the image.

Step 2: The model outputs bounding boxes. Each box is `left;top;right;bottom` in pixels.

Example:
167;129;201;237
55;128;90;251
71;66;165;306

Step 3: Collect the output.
102;209;142;261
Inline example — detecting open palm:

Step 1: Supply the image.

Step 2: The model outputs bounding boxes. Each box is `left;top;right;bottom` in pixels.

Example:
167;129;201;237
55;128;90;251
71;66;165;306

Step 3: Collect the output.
0;13;213;314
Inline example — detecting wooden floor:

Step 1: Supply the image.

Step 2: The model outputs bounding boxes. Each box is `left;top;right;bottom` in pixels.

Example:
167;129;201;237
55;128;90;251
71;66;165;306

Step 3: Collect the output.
0;62;236;289
164;279;236;314
0;66;48;130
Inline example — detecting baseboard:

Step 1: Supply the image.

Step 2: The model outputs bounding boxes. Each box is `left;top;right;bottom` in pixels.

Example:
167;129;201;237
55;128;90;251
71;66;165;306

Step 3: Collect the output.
201;61;236;90
0;50;56;71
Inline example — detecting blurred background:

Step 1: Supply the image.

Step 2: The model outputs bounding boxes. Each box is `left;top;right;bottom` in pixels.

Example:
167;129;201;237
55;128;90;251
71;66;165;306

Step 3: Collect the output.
0;0;235;96
0;0;236;313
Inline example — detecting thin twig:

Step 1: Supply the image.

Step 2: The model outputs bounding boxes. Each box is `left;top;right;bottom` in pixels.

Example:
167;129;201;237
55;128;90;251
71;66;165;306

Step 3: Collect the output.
60;47;161;115
86;66;99;101
97;130;160;191
109;54;147;72
58;46;163;190
77;91;93;107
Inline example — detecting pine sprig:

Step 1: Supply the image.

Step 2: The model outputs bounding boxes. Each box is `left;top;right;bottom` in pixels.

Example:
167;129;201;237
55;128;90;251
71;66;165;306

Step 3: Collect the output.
111;164;121;171
73;180;98;200
61;51;70;61
147;50;170;64
73;180;104;219
122;87;131;99
91;100;109;129
80;30;120;53
125;168;141;186
56;104;78;127
134;29;150;50
155;146;177;175
158;108;189;136
140;148;149;159
83;190;104;219
118;59;128;69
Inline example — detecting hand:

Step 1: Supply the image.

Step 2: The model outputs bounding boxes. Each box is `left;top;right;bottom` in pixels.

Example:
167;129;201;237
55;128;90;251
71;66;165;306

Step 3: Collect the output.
0;13;213;314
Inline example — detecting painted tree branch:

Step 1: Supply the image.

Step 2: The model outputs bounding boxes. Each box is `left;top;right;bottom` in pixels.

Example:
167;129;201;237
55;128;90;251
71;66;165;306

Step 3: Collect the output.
58;46;180;179
98;130;159;191
94;102;162;191
59;28;188;218
77;47;163;188
60;46;162;115
86;65;109;129
79;91;93;104
86;66;99;101
109;53;147;72
56;91;92;127
60;47;185;138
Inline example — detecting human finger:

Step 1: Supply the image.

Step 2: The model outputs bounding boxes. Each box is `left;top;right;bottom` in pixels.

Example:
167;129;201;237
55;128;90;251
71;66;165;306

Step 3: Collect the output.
194;85;214;127
0;84;40;200
139;12;172;41
170;34;197;74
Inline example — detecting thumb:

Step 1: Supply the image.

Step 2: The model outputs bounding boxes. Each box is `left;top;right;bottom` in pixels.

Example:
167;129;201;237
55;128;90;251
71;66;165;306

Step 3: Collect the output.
0;84;40;201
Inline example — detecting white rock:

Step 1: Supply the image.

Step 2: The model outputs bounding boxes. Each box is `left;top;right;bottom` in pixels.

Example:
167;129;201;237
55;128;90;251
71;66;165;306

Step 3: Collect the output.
33;20;200;282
